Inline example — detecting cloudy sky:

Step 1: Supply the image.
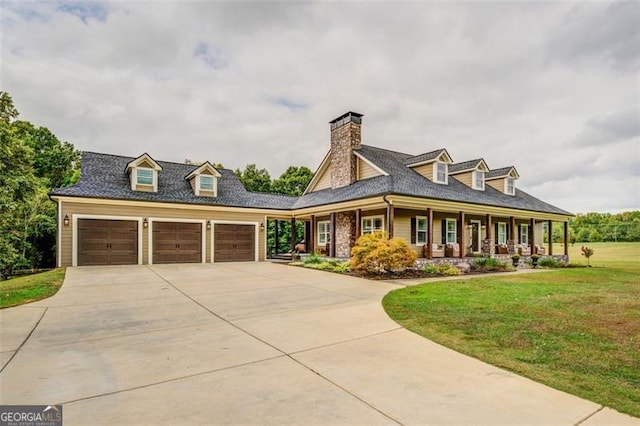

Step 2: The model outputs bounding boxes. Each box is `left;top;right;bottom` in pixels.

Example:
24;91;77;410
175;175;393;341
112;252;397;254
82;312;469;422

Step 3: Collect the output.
2;1;638;213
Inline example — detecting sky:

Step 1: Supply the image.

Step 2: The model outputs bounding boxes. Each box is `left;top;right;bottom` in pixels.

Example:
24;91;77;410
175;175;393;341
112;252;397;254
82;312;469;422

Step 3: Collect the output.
2;1;638;214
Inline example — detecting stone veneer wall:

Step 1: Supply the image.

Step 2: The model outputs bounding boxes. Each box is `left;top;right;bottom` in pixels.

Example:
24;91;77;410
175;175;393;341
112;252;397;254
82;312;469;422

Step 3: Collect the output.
335;211;355;258
330;121;361;189
415;254;569;267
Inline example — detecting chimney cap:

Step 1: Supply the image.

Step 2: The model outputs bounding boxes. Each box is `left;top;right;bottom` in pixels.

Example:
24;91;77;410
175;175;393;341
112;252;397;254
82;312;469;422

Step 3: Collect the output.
329;111;363;129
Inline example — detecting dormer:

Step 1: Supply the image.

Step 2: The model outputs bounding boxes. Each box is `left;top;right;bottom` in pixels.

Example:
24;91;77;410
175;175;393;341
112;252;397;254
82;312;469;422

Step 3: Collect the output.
404;149;454;184
125;153;162;193
486;166;520;195
184;162;222;197
449;159;490;191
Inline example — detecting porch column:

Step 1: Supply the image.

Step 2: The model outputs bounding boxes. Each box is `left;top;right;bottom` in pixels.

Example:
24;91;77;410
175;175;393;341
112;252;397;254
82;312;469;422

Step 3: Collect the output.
548;220;553;255
510;216;516;241
330;213;336;257
530;218;536;250
564;221;569;256
426;208;433;259
290;217;296;252
458;211;465;258
486;214;493;255
355;209;361;241
387;204;395;239
274;220;279;254
309;215;316;254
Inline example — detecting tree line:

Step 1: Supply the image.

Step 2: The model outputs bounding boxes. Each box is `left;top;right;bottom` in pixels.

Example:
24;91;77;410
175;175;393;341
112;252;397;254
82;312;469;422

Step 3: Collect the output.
1;92;80;274
567;211;640;243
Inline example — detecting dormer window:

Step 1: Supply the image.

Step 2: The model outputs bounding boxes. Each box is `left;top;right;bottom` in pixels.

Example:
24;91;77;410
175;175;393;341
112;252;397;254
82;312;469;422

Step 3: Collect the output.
199;175;214;191
185;161;222;197
125;153;162;193
473;170;485;190
136;168;154;186
435;162;448;184
506;177;515;195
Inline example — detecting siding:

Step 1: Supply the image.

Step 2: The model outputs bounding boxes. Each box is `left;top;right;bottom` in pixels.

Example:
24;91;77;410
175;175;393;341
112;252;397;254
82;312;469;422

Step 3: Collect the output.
357;158;382;180
60;201;267;266
311;166;332;191
454;171;473;188
410;163;434;180
487;179;504;193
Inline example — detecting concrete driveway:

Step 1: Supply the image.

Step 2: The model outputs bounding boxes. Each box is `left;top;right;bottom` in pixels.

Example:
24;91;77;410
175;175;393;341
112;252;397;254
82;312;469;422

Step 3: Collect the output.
0;263;637;425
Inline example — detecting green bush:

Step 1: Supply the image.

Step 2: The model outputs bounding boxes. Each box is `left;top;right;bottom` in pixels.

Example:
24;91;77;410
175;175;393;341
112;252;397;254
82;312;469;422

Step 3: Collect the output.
537;256;566;268
422;263;460;276
333;261;351;273
303;253;324;265
472;257;510;272
350;232;417;274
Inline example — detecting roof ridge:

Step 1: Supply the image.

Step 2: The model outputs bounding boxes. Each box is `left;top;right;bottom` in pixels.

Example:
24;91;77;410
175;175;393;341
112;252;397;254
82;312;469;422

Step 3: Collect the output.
359;144;412;157
83;151;229;170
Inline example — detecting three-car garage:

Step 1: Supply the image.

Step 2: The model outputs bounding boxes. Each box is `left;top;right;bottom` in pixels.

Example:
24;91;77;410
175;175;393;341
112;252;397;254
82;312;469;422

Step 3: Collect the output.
72;215;259;266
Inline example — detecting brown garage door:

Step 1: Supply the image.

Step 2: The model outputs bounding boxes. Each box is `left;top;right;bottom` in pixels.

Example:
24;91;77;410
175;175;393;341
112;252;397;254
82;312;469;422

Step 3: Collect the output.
153;222;202;264
78;219;138;266
214;224;255;262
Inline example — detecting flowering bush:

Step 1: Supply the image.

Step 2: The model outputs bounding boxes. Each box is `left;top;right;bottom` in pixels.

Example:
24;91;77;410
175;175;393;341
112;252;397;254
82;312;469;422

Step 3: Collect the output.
350;232;417;273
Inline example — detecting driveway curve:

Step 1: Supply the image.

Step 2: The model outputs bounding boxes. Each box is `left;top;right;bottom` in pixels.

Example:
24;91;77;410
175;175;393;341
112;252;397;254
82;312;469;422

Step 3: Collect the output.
0;263;637;425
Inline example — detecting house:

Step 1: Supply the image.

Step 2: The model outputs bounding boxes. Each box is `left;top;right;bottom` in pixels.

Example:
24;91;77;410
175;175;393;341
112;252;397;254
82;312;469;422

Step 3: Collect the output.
50;111;572;267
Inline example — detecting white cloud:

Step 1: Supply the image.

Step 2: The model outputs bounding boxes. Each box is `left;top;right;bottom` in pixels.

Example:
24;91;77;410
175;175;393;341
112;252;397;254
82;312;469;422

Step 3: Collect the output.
2;1;638;213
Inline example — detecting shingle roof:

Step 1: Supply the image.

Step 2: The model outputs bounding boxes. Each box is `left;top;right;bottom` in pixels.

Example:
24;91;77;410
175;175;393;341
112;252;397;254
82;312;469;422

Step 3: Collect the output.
294;145;571;215
52;148;572;216
486;166;515;179
51;152;298;210
449;159;484;173
402;149;444;166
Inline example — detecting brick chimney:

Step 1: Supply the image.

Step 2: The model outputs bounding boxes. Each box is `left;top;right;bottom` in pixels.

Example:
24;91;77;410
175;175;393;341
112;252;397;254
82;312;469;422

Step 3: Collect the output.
329;111;363;189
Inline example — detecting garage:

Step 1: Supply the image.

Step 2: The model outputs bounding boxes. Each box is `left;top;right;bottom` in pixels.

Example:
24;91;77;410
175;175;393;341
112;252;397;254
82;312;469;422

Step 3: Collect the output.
77;219;138;266
214;224;256;262
152;222;203;264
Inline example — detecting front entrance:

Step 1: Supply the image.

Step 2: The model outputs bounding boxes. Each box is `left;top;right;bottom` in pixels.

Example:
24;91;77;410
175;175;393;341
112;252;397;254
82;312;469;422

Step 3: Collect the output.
152;222;203;264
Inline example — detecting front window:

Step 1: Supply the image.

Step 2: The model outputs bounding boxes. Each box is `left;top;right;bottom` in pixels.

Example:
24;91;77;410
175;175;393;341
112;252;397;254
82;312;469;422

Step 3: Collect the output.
506;177;515;195
446;219;457;244
435;162;448;184
362;216;384;235
137;168;153;185
416;217;427;244
318;221;331;245
520;224;529;244
497;223;507;244
199;175;214;191
473;170;485;190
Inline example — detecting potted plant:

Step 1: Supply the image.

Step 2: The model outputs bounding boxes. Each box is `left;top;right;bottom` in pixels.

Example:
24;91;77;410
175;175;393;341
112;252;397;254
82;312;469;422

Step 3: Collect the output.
530;254;539;268
511;254;520;267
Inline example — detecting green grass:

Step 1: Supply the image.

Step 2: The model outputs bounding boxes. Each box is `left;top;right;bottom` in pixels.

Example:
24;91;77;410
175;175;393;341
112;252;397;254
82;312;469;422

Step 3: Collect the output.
383;242;640;417
0;269;66;309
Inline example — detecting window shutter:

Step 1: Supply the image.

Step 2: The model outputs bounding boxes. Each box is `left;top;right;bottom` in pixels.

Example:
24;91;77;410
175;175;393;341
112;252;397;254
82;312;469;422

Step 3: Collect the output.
442;220;447;244
506;223;510;241
518;224;522;243
494;223;499;244
411;218;416;244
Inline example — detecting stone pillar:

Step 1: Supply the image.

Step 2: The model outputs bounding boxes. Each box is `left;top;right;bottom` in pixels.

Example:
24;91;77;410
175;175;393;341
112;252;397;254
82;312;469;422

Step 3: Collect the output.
330;213;336;257
335;211;355;258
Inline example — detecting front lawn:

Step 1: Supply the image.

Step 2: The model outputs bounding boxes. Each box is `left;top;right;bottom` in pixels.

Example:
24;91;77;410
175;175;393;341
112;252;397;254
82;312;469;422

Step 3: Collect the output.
382;242;640;417
0;269;66;309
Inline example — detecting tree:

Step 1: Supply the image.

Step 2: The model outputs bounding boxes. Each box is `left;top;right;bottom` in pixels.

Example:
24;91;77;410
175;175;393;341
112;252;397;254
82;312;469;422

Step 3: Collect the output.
271;166;313;196
0;91;18;122
234;164;272;193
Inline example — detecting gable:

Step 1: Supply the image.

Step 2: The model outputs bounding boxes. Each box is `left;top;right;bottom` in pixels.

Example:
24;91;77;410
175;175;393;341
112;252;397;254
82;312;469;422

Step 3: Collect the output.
304;152;332;194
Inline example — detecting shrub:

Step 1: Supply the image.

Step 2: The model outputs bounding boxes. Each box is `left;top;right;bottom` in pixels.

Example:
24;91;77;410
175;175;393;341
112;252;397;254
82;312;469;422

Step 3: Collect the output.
472;257;510;272
537;256;565;268
303;253;323;265
350;232;417;274
422;263;460;276
333;261;351;273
